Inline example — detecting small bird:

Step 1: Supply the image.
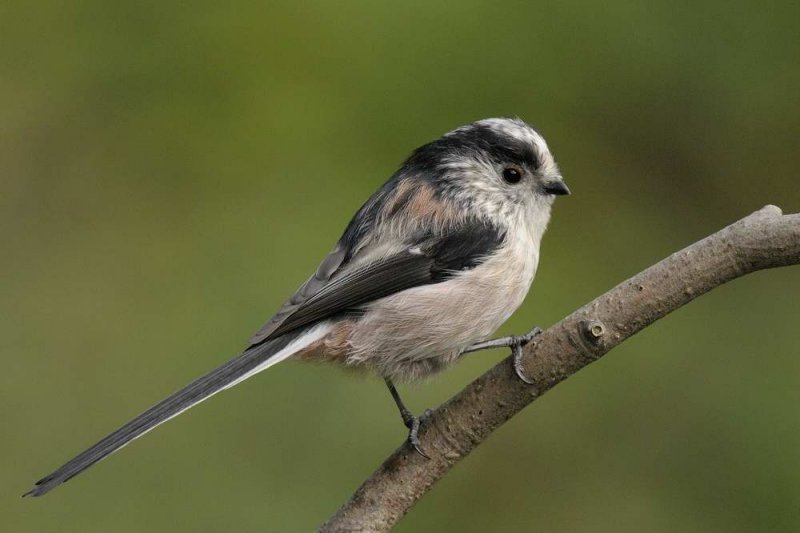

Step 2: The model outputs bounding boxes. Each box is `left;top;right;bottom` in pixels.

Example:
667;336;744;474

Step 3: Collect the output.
25;117;569;497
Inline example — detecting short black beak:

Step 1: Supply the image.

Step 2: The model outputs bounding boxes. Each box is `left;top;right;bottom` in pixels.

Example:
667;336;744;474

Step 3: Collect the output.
543;180;570;196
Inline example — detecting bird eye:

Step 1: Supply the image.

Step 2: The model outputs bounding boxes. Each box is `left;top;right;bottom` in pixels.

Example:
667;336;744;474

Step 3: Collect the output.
501;167;522;184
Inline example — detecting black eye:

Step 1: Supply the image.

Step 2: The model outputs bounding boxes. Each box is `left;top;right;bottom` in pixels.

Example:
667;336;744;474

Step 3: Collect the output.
501;167;522;184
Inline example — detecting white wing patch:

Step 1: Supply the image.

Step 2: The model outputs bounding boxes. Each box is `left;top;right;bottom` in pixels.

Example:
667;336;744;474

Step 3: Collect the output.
224;321;333;390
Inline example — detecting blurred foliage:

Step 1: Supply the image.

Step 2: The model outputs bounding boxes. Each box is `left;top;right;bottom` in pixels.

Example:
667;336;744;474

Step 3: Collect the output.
2;1;799;531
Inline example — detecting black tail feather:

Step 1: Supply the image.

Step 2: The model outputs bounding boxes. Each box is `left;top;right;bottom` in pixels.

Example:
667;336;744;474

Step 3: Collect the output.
24;331;299;497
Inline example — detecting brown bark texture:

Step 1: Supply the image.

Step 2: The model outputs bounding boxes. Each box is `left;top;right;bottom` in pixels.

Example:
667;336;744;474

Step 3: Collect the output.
320;205;800;532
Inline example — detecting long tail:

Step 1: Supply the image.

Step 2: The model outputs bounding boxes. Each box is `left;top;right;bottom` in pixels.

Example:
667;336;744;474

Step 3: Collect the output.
24;322;332;497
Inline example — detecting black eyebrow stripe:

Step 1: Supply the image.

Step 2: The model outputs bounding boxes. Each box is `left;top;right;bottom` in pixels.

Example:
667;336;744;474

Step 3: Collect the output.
470;126;540;169
399;125;541;179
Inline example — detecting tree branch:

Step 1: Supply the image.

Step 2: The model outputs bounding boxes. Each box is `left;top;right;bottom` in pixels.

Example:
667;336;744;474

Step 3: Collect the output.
320;205;800;532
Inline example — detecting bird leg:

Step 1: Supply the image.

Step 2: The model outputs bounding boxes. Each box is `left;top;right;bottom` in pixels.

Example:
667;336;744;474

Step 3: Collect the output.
384;378;430;459
461;326;542;384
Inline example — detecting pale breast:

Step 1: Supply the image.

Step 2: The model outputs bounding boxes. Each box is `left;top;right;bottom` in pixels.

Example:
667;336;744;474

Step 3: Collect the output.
345;227;539;382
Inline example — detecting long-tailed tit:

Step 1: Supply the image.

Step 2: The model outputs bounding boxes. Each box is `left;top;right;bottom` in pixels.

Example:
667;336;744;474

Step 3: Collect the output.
26;117;569;496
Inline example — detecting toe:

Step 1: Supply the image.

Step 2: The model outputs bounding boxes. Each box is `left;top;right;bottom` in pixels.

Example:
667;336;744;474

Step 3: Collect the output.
513;344;536;385
522;327;543;344
407;417;431;459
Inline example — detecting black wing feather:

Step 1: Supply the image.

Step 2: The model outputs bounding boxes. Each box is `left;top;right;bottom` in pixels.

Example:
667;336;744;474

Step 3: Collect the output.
271;252;435;337
258;220;507;342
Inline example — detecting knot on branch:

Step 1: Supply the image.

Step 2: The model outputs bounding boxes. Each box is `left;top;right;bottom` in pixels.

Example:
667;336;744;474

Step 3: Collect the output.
580;319;606;345
573;319;608;361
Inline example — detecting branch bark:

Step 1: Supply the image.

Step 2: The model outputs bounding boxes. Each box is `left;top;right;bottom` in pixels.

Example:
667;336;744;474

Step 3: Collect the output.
320;205;800;532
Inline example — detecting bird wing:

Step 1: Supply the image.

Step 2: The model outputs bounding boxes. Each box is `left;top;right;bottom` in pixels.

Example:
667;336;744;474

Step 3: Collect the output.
247;219;506;347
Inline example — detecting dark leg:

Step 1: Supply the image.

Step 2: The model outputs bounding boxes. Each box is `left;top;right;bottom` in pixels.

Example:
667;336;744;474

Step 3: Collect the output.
385;378;430;459
461;326;542;384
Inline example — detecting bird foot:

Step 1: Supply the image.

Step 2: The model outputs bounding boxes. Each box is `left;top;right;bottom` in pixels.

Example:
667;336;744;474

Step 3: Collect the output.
404;409;433;459
511;326;542;384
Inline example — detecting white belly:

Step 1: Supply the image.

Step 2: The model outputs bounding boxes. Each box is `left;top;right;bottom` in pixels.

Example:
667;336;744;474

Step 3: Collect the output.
346;229;539;382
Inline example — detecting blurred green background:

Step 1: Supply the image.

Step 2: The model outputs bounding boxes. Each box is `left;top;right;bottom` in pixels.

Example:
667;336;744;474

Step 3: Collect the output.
3;1;799;531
